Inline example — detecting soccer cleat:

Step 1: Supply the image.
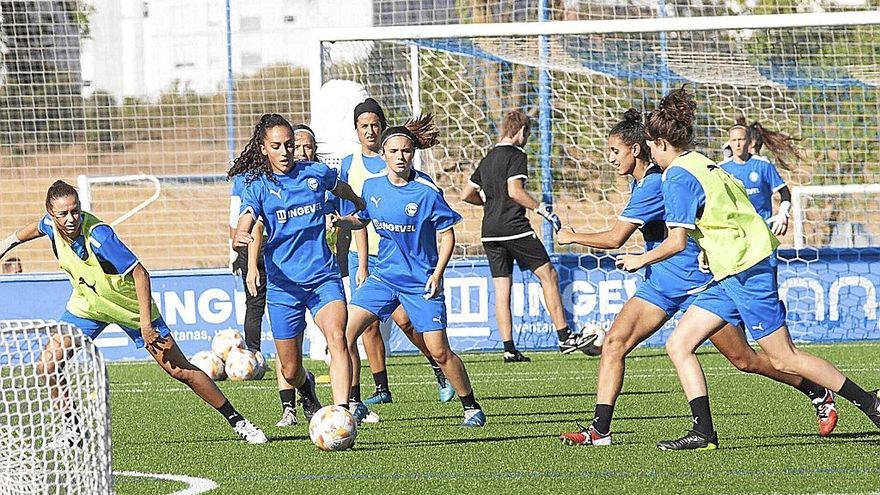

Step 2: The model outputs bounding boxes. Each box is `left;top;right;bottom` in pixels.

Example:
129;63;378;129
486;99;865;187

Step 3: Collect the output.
462;408;486;427
867;389;880;428
812;389;837;437
436;375;455;403
363;410;382;424
657;430;718;451
349;401;377;425
363;389;393;405
559;424;611;446
503;350;531;363
46;427;83;449
298;371;322;421
559;333;597;355
275;406;298;427
233;419;268;444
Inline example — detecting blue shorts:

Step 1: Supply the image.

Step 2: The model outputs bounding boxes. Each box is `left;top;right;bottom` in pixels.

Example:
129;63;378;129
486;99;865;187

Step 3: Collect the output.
691;257;785;340
632;282;699;317
267;277;346;340
350;276;446;333
60;311;172;349
347;251;378;289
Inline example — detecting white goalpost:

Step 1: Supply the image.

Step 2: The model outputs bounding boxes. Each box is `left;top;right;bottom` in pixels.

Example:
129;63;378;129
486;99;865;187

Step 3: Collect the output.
0;320;113;495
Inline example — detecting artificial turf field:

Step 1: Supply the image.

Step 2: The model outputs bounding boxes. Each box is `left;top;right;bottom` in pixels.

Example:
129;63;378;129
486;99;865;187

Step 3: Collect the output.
110;342;880;495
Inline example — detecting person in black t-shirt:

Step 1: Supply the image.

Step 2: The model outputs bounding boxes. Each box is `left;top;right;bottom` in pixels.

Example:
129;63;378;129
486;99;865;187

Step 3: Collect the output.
462;110;596;362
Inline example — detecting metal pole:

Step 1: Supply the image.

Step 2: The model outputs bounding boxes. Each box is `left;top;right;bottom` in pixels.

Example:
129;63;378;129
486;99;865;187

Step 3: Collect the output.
225;0;235;164
658;0;670;95
538;0;554;252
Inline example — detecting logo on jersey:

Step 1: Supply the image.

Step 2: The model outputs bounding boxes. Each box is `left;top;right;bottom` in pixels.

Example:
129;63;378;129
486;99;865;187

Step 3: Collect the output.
307;178;319;191
370;196;382;208
77;277;97;293
374;221;416;233
275;202;322;224
405;202;419;217
269;188;283;199
749;171;759;183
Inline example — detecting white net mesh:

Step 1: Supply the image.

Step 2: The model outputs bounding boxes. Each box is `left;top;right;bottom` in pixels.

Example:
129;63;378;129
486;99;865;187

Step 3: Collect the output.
0;320;112;495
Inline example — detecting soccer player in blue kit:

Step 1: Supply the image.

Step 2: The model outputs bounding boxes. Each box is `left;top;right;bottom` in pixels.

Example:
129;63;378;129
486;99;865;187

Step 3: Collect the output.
719;116;798;242
557;110;835;446
334;115;486;427
233;113;365;413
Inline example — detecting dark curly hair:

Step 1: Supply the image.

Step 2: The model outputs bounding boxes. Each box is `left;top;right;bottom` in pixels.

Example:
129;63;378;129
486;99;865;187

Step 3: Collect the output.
609;108;650;162
645;85;697;150
226;114;294;184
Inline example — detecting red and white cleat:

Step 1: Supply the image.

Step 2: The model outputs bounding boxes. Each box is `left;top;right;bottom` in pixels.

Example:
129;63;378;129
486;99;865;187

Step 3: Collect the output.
560;425;611;446
813;389;838;437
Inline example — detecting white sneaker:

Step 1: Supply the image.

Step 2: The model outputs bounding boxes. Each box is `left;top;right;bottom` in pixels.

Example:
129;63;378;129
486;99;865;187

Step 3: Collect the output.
363;410;381;424
275;407;298;427
46;427;82;449
233;419;268;444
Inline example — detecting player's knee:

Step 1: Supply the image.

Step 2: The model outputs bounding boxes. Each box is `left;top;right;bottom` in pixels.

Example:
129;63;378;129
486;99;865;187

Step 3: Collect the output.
538;265;559;285
601;332;628;360
429;346;453;365
281;363;303;385
167;365;197;385
726;353;758;373
664;336;689;362
325;331;347;352
767;351;799;375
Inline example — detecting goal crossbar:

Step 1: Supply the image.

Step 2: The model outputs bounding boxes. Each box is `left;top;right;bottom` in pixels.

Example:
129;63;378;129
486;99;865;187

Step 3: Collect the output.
313;11;880;42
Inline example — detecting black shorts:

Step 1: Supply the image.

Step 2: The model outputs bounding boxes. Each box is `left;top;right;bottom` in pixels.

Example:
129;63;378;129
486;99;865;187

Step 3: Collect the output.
482;233;551;277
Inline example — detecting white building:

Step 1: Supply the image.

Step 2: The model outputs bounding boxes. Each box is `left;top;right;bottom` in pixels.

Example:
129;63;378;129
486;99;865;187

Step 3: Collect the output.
81;0;373;102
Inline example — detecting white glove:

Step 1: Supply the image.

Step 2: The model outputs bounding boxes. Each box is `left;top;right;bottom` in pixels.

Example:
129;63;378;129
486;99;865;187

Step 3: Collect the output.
767;201;791;236
228;240;240;275
697;250;711;274
0;230;22;260
535;203;562;233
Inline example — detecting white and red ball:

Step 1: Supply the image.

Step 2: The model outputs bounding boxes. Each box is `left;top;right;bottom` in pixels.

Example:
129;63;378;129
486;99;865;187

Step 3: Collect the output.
211;329;244;361
308;405;357;451
190;351;226;381
225;348;259;381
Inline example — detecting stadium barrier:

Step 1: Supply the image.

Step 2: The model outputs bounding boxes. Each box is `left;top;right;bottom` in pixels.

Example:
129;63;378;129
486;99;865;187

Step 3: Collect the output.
1;249;877;362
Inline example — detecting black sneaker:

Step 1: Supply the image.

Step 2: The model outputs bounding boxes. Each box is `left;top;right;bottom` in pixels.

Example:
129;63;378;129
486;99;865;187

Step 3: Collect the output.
581;343;602;357
657;430;718;451
298;371;322;421
867;389;880;428
503;350;531;363
559;333;597;355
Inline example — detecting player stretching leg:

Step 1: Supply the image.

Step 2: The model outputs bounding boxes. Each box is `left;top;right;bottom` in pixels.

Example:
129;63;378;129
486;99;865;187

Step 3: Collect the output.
339;98;454;405
461;110;595;362
617;86;880;450
232;114;365;418
335;115;486;427
558;110;836;447
0;181;267;444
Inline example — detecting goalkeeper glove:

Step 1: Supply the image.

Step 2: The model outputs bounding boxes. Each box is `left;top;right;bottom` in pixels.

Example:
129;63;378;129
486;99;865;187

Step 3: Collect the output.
767;201;791;236
535;203;562;233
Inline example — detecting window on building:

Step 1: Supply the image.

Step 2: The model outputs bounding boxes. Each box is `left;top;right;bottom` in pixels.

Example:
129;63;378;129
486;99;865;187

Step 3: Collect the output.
283;15;296;23
240;16;260;31
241;53;262;72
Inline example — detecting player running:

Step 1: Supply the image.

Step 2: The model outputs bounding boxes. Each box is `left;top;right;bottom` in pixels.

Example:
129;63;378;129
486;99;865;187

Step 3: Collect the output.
232;113;365;415
617;86;880;450
557;109;836;447
461;109;595;362
0;181;267;444
227;123;324;427
334;114;486;427
338;98;455;406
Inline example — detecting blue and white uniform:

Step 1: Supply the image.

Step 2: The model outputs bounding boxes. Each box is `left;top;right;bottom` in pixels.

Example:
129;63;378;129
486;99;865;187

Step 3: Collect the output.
349;170;462;333
240;161;346;339
38;214;172;345
719;155;786;270
619;166;711;316
663;162;783;339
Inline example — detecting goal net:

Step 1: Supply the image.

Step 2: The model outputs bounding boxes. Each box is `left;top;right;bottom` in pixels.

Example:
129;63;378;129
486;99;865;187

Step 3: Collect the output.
313;11;880;347
0;320;112;495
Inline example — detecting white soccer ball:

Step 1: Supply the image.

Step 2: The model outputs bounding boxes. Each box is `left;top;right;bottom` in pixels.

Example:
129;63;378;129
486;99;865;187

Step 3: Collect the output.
190;351;226;381
582;322;607;347
225;348;259;381
308;405;357;452
211;329;244;361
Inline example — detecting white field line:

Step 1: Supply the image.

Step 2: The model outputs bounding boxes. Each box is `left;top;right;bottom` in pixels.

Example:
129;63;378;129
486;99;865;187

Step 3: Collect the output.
114;471;217;495
110;366;880;394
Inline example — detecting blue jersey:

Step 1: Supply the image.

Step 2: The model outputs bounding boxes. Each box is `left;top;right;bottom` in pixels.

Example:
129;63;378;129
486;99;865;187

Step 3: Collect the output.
356;170;462;292
240;161;340;287
719;155;785;219
337;153;386;215
39;214;139;275
618;167;711;297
